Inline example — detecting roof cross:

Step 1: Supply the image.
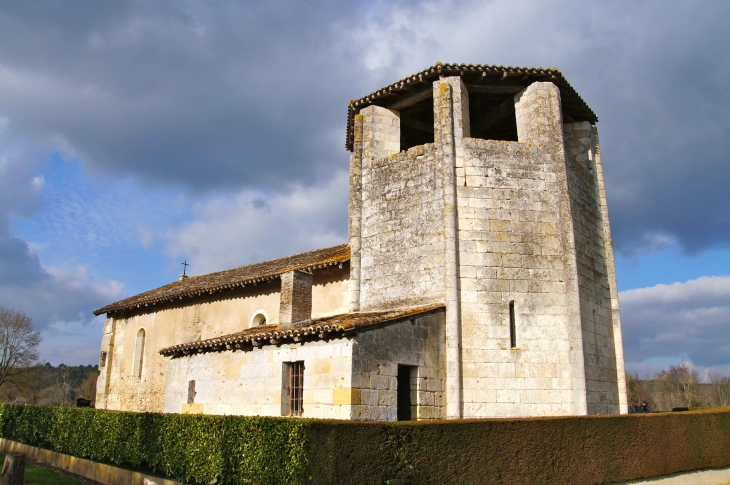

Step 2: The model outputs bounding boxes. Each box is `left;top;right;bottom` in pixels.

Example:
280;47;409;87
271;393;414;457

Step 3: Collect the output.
181;260;189;276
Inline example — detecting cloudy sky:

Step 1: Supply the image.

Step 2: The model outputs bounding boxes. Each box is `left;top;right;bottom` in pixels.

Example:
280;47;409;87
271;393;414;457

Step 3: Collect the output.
0;1;728;377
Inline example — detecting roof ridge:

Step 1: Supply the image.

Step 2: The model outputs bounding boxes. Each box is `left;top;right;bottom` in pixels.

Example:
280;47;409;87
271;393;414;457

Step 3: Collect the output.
93;243;350;316
182;243;349;281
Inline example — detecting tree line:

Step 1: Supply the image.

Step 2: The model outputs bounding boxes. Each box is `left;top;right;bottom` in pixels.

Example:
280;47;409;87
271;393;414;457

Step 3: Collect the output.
0;306;99;406
0;362;99;406
626;364;730;412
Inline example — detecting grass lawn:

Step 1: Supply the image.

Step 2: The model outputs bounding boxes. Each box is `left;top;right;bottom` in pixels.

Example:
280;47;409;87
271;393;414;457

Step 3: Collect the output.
0;453;83;485
24;465;84;485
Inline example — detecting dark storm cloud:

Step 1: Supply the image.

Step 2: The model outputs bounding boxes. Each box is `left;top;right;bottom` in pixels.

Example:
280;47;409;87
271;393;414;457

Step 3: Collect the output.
0;123;47;286
0;1;363;190
0;0;729;255
0;230;44;286
578;2;730;255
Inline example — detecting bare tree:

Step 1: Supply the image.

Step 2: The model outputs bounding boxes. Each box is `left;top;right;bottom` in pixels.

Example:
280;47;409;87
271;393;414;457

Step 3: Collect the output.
76;370;99;406
650;364;702;409
0;381;21;403
626;372;654;411
0;307;42;390
23;364;53;405
708;371;730;407
56;364;72;406
674;364;700;407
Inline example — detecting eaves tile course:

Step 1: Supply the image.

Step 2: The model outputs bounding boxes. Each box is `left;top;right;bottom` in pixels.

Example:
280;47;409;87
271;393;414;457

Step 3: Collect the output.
93;244;350;316
159;303;445;357
346;62;598;151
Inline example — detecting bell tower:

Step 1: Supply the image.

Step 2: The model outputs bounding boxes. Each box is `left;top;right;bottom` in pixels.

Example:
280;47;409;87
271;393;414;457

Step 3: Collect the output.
346;63;628;418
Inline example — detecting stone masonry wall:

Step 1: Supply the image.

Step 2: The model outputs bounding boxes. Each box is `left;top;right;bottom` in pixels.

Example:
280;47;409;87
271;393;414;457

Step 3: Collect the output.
163;337;355;419
450;82;591;418
456;138;580;417
97;267;350;413
358;144;446;311
564;121;620;414
593;127;629;413
161;312;445;421
351;312;446;421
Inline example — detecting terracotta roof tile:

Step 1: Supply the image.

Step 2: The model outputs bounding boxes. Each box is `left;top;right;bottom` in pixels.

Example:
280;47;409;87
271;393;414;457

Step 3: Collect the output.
159;303;445;357
346;62;598;151
94;244;350;316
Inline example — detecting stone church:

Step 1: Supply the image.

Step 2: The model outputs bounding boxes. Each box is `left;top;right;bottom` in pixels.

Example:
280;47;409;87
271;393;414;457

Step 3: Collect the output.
94;63;628;420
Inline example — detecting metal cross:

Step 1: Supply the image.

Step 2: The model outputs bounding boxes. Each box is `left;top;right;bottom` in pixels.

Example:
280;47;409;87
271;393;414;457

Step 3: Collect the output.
181;260;189;276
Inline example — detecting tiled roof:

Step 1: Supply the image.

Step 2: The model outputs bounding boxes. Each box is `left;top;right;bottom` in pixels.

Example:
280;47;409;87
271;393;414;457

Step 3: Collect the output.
159;303;445;357
346;62;598;151
93;244;350;316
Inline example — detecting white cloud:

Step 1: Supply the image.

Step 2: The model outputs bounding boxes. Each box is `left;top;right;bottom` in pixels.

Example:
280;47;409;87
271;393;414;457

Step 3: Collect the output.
0;265;123;328
37;318;106;366
0;260;124;365
620;276;730;374
153;171;349;275
0;263;123;364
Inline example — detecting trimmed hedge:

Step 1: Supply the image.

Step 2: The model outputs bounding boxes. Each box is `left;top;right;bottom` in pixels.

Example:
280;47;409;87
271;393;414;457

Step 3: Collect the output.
1;404;729;484
305;407;730;485
0;404;308;484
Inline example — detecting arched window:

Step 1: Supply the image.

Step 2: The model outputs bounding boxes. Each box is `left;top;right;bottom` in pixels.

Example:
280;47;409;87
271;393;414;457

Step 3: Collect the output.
132;328;145;378
250;311;268;327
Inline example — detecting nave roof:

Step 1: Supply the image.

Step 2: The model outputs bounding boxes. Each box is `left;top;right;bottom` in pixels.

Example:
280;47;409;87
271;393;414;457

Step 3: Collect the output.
93;244;350;316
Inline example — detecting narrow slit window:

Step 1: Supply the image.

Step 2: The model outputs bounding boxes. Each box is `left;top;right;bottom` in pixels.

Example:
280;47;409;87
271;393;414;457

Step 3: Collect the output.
187;380;196;404
132;329;145;377
99;351;107;368
282;361;304;416
509;301;516;348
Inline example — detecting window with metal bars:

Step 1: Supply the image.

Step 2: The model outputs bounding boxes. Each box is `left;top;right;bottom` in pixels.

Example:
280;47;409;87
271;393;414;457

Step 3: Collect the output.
282;361;304;416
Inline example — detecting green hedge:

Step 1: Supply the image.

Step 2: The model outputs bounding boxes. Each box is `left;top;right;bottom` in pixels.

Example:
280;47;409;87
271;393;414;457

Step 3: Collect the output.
0;404;308;484
1;404;730;485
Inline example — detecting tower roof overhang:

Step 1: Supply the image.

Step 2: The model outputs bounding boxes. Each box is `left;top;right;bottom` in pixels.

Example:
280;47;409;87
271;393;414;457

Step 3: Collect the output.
346;63;598;152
